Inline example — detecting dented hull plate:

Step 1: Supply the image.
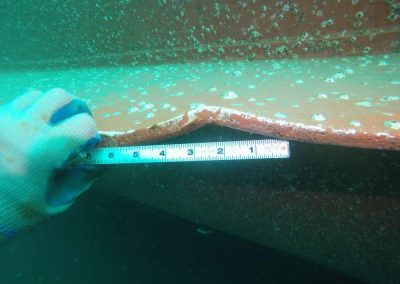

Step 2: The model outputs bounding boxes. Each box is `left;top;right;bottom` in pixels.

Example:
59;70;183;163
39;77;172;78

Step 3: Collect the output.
0;54;399;150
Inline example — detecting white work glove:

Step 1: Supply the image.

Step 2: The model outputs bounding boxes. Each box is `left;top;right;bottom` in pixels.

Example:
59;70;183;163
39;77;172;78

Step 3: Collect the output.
0;88;101;243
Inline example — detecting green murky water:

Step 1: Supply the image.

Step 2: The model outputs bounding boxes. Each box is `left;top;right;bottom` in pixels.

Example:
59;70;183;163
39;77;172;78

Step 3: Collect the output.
1;1;399;283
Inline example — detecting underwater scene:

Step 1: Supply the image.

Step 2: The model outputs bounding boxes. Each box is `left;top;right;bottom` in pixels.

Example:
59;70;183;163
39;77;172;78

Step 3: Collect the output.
0;1;399;283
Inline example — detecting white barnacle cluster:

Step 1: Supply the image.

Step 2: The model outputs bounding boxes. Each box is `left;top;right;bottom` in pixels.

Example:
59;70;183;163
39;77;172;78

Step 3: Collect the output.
312;113;326;122
338;94;350;100
350;120;362;127
274;112;287;119
384;121;400;130
379;96;400;102
221;90;239;100
355;101;373;107
317;93;328;99
325;77;335;83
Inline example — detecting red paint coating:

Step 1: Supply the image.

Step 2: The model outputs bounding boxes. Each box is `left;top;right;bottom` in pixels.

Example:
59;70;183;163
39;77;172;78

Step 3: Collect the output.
1;55;399;151
105;106;400;150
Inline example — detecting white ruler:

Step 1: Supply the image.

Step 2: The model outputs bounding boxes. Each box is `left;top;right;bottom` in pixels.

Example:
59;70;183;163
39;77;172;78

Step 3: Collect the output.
83;139;290;165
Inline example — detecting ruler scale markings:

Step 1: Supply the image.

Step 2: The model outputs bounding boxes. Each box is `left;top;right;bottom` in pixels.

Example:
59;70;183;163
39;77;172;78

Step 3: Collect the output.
83;139;290;165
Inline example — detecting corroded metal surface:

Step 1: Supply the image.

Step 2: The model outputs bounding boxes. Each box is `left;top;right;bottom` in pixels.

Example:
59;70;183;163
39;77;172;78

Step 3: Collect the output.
0;0;398;69
1;54;399;150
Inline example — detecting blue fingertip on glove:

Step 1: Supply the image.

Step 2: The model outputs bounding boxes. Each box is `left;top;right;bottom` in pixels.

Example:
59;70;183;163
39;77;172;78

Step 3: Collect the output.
49;98;92;125
82;133;102;152
49;97;102;152
46;98;103;207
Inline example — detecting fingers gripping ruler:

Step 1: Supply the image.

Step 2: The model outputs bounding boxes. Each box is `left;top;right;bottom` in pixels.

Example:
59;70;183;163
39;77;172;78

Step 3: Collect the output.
83;139;290;165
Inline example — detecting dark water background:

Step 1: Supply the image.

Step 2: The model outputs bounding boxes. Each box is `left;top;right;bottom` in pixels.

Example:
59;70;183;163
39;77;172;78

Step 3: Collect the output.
0;189;363;284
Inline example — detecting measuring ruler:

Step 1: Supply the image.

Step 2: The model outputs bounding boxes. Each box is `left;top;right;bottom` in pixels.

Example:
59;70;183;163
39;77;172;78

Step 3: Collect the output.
83;139;290;165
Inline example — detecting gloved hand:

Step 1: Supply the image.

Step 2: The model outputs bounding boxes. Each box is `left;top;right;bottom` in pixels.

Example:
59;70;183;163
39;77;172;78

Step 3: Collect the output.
0;88;101;244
